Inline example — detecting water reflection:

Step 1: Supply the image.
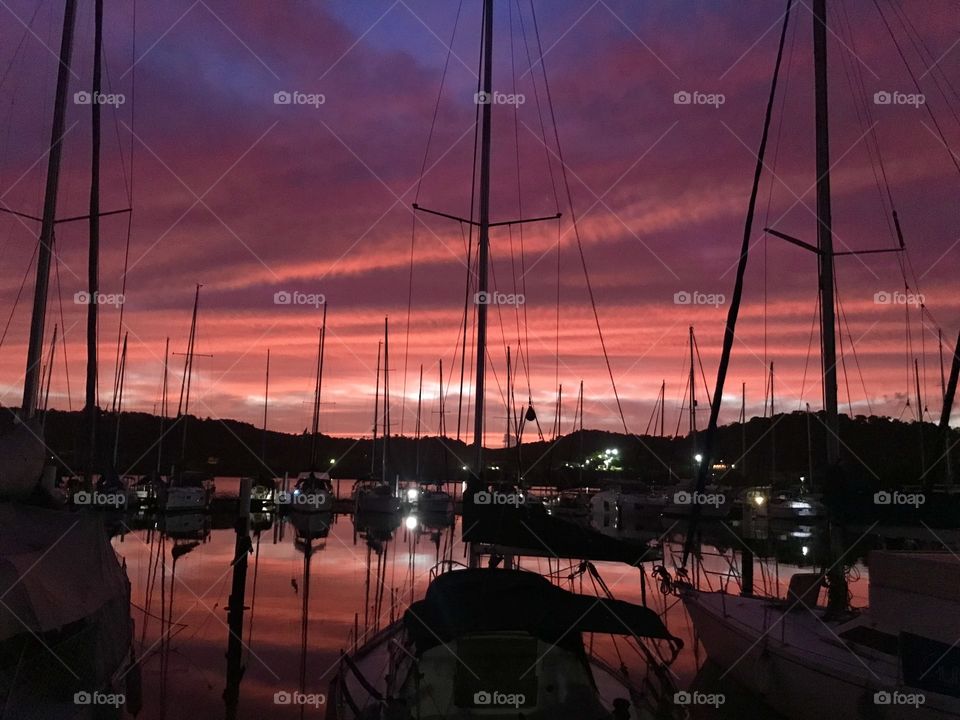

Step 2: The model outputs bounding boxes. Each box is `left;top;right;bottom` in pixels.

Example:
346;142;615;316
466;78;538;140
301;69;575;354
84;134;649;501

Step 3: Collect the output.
109;497;957;719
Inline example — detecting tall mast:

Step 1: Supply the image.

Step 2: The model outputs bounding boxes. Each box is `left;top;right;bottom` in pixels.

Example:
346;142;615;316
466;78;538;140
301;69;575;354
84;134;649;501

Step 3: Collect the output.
157;337;169;473
506;347;512;448
382;317;390;485
178;284;201;459
111;332;127;468
813;0;840;466
309;305;327;470
689;326;697;454
84;0;104;483
438;359;445;437
471;0;494;478
262;349;271;467
415;364;423;481
22;0;79;418
813;0;847;617
371;341;381;477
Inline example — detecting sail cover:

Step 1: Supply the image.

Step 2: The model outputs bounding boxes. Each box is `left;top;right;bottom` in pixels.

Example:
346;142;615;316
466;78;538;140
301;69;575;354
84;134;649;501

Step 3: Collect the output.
403;568;680;654
0;503;128;642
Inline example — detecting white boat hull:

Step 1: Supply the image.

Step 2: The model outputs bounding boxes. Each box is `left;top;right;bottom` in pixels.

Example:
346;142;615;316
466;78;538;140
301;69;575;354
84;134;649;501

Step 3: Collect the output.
682;590;959;720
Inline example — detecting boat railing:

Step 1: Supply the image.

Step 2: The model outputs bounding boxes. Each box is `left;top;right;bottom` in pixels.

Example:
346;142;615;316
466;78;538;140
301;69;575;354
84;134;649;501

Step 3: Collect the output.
428;559;468;583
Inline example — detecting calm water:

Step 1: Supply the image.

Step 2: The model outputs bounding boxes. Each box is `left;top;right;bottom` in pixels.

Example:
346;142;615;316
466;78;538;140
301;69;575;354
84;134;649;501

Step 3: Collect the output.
109;481;913;720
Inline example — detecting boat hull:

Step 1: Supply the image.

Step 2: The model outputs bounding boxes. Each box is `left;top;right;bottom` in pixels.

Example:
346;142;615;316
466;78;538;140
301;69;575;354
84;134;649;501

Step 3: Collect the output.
682;590;958;720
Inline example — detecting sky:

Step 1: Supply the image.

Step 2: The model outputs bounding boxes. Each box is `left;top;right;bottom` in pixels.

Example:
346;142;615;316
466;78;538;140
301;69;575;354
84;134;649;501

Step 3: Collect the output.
0;0;959;444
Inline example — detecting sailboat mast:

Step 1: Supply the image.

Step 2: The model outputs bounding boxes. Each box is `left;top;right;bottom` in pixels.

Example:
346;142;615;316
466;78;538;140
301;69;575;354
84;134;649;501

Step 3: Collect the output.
382;317;390;485
262;349;270;466
813;0;848;617
813;0;840;466
84;0;104;483
112;332;127;467
178;284;201;459
157;337;169;473
415;364;423;481
471;0;494;477
371;341;381;476
689;326;697;452
309;305;326;470
21;0;78;418
438;358;445;437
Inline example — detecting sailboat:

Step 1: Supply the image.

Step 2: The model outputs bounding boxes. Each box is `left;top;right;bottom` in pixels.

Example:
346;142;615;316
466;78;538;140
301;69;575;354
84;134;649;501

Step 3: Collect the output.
679;2;960;718
250;349;279;511
408;365;455;521
285;307;336;515
0;1;139;715
353;317;402;516
163;285;216;513
327;3;683;718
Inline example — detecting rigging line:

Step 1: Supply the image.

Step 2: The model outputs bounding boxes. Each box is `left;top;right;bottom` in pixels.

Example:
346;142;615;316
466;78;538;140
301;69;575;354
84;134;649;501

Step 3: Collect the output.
0;240;39;349
833;281;856;417
401;0;464;437
53;242;73;410
109;0;136;411
872;0;960;179
692;331;714;409
0;0;44;91
759;0;796;371
682;0;794;568
798;292;821;410
890;0;960;126
528;0;628;434
507;1;529;396
456;4;485;442
517;0;563;406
